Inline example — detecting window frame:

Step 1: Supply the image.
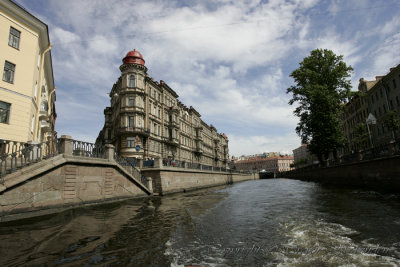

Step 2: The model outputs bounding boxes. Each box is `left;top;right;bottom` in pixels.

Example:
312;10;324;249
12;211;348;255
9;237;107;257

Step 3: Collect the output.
0;101;11;124
8;27;21;49
129;96;135;107
128;116;134;128
3;61;16;84
126;137;135;148
129;75;135;88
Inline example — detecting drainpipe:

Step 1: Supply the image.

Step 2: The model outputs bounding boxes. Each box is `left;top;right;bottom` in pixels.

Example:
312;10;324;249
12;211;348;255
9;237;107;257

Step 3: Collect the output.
48;87;56;139
34;44;52;142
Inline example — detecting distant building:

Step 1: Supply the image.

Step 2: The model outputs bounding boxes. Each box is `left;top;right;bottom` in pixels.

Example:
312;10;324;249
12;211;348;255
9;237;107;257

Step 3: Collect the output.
0;0;56;143
96;49;229;167
343;64;400;153
234;156;294;173
292;144;316;168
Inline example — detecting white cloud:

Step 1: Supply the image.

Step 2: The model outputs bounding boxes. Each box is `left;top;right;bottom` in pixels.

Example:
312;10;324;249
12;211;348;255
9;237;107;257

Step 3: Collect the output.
229;133;300;157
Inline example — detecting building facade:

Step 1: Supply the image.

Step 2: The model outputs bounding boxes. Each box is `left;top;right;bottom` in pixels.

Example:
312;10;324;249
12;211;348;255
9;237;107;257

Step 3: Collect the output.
97;50;229;167
343;64;400;152
234;156;294;173
292;144;316;168
0;0;55;143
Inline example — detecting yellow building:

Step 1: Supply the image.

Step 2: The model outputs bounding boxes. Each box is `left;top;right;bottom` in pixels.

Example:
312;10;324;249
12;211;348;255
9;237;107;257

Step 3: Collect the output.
0;0;55;143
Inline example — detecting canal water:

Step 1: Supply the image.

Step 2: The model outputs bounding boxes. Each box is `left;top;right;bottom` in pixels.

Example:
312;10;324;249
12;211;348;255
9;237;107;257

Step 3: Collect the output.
1;179;400;266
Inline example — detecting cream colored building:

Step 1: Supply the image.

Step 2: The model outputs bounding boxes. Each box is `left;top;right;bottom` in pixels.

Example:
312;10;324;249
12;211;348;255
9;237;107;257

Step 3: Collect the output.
97;49;229;168
0;0;55;143
343;64;400;152
234;156;294;173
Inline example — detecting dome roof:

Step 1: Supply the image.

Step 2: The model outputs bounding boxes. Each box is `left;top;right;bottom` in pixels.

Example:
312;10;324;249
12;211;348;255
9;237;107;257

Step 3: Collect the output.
122;49;145;65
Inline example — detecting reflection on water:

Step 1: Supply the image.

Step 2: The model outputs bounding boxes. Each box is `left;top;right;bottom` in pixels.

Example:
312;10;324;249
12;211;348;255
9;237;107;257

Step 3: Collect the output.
0;179;400;266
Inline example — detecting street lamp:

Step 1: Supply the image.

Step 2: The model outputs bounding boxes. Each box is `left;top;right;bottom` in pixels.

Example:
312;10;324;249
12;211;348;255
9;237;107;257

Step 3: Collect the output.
366;113;377;148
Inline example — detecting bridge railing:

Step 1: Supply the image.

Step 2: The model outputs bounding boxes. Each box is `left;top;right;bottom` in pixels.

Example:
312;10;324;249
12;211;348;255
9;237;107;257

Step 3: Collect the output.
0;138;59;179
114;154;147;186
72;140;104;159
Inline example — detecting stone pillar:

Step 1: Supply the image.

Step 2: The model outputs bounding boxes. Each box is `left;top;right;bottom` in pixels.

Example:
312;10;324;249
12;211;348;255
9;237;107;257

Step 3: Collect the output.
59;135;73;155
358;150;363;161
105;144;115;161
388;140;396;155
146;177;153;193
137;158;143;168
154;158;163;168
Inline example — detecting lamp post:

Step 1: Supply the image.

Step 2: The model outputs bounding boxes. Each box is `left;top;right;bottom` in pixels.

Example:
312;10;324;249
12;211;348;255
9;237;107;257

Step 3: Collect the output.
366;113;377;148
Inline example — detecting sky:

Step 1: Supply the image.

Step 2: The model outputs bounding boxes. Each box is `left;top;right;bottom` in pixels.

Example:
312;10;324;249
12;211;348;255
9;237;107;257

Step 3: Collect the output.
14;0;400;157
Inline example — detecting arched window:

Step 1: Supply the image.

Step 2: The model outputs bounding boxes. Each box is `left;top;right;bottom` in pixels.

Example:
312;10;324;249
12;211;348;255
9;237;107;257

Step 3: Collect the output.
129;75;135;87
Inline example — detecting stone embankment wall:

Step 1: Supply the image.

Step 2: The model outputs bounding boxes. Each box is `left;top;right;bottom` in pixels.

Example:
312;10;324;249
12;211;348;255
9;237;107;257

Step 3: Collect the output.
283;155;400;192
0;154;150;221
0;136;256;221
142;162;255;195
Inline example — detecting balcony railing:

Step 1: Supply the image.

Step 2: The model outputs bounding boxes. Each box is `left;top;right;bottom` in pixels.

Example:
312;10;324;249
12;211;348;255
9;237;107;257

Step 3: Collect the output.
117;127;150;136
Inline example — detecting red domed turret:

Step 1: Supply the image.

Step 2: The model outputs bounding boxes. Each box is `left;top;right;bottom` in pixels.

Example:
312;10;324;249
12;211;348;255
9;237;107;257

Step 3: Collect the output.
122;49;145;65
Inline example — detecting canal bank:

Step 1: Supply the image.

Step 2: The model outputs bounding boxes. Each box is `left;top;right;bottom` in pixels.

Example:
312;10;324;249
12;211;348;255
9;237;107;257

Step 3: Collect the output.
0;136;254;221
282;155;400;192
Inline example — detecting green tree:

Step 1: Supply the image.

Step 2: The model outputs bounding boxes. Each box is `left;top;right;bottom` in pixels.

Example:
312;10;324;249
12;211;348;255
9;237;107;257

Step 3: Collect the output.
353;123;369;150
384;110;400;140
287;49;353;165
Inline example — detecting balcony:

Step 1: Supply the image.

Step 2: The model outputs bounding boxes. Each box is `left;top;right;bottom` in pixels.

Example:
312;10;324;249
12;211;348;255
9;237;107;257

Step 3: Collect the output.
195;147;203;154
39;110;49;120
117;127;150;136
168;122;180;130
120;106;145;114
40;120;51;132
163;137;179;147
195;135;203;141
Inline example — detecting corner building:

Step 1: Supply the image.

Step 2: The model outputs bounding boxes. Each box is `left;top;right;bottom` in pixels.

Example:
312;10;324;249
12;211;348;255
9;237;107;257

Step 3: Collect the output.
97;50;229;167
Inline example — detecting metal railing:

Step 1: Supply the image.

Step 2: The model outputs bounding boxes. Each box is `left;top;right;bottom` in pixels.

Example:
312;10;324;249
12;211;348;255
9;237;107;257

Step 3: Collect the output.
115;155;147;186
162;159;184;168
72;140;104;158
143;159;154;167
187;162;201;169
0;138;59;178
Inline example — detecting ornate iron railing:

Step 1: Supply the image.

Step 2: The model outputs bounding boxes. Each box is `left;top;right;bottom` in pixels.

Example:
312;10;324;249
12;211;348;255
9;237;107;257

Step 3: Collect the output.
202;165;213;171
0;138;59;179
187;162;201;169
115;155;147;186
72;140;104;158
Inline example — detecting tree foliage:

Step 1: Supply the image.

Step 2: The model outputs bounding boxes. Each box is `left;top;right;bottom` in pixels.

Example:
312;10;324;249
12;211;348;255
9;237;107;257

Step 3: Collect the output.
384;110;400;140
287;49;353;162
353;123;369;150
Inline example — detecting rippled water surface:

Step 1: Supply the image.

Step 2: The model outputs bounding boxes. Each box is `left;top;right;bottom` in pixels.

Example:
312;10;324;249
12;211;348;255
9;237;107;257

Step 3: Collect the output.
1;179;400;266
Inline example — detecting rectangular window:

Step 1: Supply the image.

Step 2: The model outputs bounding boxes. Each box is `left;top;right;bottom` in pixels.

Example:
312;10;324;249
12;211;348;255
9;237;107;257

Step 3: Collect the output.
8;27;20;49
0;101;11;124
393;79;397;89
3;61;15;83
126;137;135;148
129;96;135;107
129;116;134;128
